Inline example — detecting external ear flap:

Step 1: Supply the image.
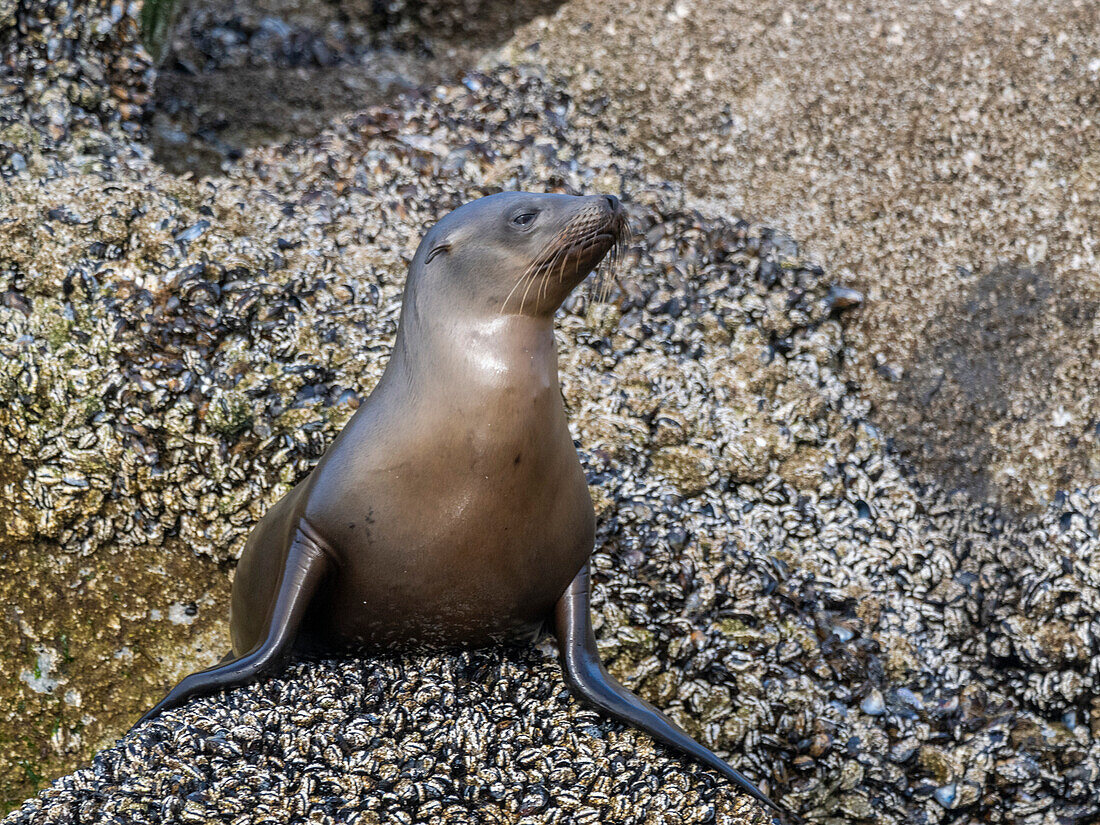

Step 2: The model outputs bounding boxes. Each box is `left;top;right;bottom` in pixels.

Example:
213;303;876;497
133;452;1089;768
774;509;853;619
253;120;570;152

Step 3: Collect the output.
426;245;449;264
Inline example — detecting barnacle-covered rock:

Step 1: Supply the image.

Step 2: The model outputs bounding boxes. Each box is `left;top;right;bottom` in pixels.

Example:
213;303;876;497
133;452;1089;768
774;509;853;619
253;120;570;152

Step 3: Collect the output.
4;1;1100;823
0;0;153;165
1;653;771;825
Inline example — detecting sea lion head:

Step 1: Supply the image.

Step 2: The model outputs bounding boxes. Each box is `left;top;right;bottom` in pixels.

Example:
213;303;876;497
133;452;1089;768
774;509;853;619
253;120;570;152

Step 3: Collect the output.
408;192;628;319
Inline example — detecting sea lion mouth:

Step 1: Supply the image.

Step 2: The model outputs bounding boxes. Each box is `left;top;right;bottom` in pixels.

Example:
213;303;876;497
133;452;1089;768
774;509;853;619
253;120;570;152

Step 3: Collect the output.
502;206;630;315
578;211;630;309
540;230;616;271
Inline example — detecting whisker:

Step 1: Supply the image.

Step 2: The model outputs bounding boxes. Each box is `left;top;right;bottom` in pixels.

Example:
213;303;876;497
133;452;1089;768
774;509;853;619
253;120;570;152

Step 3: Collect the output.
523;246;562;315
540;230;570;306
501;259;537;315
552;235;573;289
585;212;631;321
519;263;540;314
507;227;566;314
534;225;573;310
540;247;559;306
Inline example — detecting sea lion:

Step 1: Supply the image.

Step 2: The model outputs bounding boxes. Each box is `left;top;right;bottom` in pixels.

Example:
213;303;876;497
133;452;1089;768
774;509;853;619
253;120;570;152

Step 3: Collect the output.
136;192;785;817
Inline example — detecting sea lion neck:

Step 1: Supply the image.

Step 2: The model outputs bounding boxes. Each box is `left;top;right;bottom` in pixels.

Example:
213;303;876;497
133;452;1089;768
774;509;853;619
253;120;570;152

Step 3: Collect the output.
390;283;560;398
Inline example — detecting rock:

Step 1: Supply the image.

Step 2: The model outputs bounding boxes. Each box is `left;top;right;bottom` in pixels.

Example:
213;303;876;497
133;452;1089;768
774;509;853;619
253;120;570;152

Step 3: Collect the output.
860;689;885;717
0;0;153;161
933;783;957;809
4;0;1100;821
1;652;769;825
0;56;844;812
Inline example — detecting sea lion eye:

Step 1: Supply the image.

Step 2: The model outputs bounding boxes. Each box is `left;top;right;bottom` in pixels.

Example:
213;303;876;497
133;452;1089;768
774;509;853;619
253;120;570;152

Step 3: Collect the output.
511;212;538;228
426;244;449;263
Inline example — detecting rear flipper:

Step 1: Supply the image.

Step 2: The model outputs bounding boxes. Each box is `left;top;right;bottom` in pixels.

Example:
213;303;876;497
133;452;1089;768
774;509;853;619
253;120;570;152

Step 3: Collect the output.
132;526;332;729
554;563;794;822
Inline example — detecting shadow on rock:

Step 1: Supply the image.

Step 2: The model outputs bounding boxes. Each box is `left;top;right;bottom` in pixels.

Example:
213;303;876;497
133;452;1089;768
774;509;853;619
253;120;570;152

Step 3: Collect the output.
151;0;566;176
888;263;1099;512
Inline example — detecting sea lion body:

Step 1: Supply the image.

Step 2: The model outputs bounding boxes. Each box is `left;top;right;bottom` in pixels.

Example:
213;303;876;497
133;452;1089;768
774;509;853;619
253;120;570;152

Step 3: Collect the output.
137;191;785;818
232;314;593;653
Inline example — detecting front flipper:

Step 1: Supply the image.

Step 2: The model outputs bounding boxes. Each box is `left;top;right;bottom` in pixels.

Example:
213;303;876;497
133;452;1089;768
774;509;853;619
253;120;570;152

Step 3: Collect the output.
133;525;332;728
554;563;792;821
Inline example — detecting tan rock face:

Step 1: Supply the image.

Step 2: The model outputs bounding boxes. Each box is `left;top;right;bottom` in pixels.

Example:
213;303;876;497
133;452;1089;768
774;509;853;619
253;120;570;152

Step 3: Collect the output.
503;0;1100;511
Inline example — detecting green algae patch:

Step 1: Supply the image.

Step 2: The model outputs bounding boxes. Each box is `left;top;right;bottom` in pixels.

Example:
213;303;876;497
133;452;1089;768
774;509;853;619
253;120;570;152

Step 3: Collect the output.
714;618;757;646
140;0;180;63
0;537;229;811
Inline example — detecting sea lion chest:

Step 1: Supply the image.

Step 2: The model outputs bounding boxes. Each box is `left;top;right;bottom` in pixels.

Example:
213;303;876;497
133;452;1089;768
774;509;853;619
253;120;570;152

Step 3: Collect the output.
298;335;595;650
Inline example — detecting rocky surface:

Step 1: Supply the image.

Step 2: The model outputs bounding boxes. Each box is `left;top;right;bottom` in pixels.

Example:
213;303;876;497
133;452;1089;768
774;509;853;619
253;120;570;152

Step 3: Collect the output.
0;0;153;160
500;0;1100;513
0;52;798;817
4;0;1100;822
2;653;769;825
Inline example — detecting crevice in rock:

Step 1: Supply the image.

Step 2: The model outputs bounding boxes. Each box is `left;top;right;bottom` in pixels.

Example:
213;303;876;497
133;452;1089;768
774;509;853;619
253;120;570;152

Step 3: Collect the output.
149;0;566;176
